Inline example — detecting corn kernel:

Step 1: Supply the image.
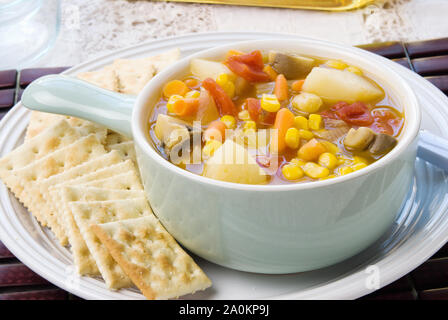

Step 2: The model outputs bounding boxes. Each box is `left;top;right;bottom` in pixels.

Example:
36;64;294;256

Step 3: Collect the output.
216;73;235;98
292;92;323;113
338;166;353;176
320;174;336;181
346;66;363;75
353;156;368;164
337;156;351;166
216;73;229;86
351;162;367;171
223;81;235;98
226;49;244;58
318;152;338;169
325;60;348;70
297;129;314;140
308;114;323;130
303;162;330;179
282;163;304;180
221;115;236;129
166;94;183;113
238;110;251;121
320;140;340;154
294;116;308;130
243;120;257;132
261;94;281;113
285;128;300;149
184;90;200;99
263;65;278;80
291;158;307;167
202;140;222;159
324;174;336;180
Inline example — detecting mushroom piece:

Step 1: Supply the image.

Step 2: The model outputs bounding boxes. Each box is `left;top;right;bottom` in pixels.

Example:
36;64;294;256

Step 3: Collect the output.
314;126;349;143
314;118;350;142
343;127;375;151
369;133;397;155
154;114;198;164
154;114;191;148
268;51;315;79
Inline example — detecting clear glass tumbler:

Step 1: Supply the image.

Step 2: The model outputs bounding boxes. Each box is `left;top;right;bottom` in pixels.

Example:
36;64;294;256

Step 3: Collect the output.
0;0;61;69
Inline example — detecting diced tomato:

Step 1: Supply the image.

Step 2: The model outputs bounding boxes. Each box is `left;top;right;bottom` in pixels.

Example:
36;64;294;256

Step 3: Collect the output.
261;111;276;126
247;97;276;125
370;108;403;135
328;101;374;126
320;103;403;135
247;98;261;121
202;78;238;116
224;50;270;83
370;120;393;135
320;109;339;120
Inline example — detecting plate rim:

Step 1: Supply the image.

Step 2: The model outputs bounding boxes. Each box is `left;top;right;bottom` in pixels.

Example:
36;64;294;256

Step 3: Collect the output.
1;31;448;300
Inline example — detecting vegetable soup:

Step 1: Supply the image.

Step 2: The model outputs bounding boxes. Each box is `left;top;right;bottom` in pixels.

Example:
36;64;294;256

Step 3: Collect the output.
148;49;404;185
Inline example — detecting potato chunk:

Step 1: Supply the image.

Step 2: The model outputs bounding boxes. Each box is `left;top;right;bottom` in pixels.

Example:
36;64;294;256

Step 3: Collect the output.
154;114;190;149
302;67;384;104
190;59;232;81
343;127;376;151
203;140;268;184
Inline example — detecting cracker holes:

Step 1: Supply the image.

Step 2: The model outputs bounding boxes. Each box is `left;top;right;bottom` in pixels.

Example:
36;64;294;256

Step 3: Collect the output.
80;247;90;257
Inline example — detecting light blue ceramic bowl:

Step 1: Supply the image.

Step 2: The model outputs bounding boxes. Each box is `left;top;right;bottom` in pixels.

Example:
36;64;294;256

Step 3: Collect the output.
22;39;421;273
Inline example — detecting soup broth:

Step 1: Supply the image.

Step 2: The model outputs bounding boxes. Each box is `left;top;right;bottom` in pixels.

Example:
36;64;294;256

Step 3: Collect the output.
148;49;404;185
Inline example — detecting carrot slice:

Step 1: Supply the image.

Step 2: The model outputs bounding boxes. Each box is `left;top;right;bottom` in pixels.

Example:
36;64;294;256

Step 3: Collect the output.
291;80;305;92
184;78;200;89
204;120;227;142
202;78;238;116
270;108;294;154
274;74;288;101
172;98;199;117
163;80;189;98
297;139;327;161
263;65;278;81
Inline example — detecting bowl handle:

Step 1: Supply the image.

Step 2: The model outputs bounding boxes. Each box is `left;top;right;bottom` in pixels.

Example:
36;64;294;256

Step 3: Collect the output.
418;130;448;171
21;75;136;138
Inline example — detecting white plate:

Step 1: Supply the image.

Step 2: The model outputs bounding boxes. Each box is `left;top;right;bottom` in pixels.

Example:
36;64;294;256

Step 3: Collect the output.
1;32;448;300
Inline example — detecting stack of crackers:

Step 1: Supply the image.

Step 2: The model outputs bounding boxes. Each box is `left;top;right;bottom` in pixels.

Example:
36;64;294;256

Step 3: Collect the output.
0;49;212;299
